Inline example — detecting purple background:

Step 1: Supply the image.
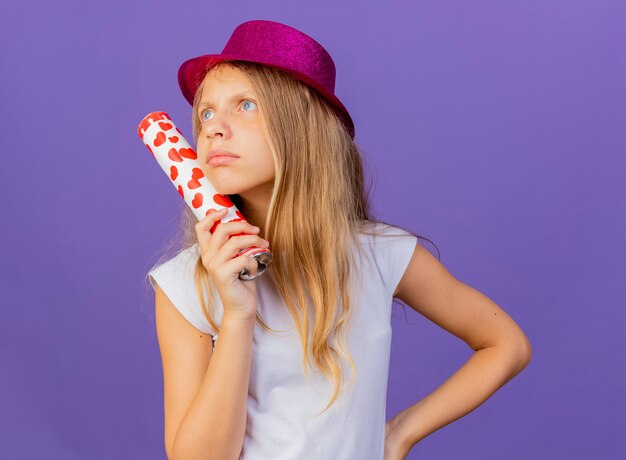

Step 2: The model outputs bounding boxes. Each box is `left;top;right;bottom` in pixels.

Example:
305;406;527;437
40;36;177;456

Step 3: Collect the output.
1;1;624;458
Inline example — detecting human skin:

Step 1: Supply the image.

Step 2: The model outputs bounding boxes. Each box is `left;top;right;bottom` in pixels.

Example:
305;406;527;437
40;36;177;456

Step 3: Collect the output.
383;242;532;458
195;65;275;239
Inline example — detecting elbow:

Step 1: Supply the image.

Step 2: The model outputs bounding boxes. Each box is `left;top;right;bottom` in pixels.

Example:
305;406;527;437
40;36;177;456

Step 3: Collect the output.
510;333;532;374
485;332;532;376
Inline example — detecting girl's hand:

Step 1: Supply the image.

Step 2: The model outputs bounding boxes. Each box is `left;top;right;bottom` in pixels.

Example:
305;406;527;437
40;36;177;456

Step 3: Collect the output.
384;412;411;460
195;208;269;320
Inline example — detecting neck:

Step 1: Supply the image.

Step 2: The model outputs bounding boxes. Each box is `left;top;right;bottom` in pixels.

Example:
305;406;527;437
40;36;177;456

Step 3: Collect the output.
236;189;272;239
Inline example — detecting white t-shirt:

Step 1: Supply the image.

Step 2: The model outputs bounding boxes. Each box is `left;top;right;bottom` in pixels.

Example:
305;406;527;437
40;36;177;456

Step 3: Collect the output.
148;223;417;460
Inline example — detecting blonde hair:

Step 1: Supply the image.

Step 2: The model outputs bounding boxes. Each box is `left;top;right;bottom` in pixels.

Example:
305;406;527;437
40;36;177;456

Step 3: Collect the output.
148;60;436;415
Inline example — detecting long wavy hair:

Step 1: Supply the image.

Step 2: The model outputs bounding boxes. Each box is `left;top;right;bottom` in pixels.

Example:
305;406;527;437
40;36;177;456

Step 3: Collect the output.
147;60;439;415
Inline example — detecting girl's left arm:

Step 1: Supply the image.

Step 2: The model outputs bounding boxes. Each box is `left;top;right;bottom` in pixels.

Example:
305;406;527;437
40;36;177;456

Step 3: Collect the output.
384;242;532;459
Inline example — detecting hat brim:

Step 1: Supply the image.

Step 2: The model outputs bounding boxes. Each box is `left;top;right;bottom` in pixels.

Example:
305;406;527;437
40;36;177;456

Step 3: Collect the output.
177;54;355;139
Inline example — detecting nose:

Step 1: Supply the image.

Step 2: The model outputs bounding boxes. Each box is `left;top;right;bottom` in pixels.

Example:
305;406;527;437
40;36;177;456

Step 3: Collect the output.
202;113;232;140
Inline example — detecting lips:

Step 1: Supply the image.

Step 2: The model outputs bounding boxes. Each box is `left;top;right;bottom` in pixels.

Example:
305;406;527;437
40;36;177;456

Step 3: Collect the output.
208;155;239;166
206;148;240;164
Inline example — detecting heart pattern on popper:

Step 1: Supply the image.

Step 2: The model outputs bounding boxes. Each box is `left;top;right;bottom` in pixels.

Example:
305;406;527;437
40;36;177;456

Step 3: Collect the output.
139;112;246;228
138;111;272;269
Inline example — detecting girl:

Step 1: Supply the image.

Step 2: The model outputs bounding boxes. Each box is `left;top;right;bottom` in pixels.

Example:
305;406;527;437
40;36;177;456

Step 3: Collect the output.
147;20;532;460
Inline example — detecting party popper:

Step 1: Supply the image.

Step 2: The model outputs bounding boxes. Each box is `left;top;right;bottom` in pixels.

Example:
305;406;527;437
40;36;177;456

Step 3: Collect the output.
138;111;273;280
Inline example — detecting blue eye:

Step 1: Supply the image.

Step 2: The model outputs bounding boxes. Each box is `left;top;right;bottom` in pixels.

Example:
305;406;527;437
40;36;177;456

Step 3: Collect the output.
201;109;213;122
200;100;257;122
242;100;257;111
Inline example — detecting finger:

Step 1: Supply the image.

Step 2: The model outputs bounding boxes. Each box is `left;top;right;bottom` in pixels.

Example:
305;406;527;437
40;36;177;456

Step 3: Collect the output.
196;208;228;232
222;234;269;260
222;254;259;281
210;252;258;284
209;220;261;249
208;233;268;269
195;208;228;253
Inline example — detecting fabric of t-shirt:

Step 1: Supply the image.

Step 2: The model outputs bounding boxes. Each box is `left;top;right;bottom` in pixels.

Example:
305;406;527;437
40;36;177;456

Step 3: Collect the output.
148;223;418;460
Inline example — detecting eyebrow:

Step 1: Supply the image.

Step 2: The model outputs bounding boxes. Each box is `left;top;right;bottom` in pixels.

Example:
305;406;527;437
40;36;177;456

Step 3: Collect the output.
197;91;255;111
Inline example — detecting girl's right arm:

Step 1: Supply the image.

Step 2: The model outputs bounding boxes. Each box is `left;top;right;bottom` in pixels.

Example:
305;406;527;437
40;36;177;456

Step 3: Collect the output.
156;209;269;460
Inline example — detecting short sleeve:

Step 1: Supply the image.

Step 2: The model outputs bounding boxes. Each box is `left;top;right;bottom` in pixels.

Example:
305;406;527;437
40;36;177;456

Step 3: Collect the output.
368;224;418;298
148;244;219;337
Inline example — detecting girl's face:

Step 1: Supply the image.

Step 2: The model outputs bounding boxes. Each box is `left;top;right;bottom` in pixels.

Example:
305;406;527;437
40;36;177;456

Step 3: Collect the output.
196;65;275;201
